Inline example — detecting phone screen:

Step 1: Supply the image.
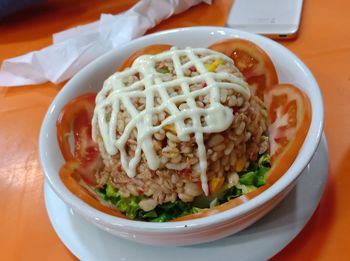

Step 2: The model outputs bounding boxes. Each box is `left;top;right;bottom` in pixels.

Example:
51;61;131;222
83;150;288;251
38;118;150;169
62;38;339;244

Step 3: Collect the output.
227;0;304;38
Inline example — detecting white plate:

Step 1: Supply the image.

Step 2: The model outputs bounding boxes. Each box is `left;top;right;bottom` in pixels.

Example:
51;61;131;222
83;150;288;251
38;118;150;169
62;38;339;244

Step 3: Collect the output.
44;135;328;261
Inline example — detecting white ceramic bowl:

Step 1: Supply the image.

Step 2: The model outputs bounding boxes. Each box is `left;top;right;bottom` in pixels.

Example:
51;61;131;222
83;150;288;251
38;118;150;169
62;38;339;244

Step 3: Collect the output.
39;27;324;246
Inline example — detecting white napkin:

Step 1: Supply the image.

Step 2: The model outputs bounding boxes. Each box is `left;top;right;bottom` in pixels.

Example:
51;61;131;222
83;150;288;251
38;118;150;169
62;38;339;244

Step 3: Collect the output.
0;0;211;87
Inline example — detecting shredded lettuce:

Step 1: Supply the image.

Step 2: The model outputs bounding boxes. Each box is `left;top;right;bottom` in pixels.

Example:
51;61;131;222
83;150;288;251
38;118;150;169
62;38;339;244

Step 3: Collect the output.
220;186;243;204
115;196;141;219
239;184;257;194
157;67;170;74
106;182;118;198
148;199;203;222
238;153;270;187
95;185;204;222
239;171;257;186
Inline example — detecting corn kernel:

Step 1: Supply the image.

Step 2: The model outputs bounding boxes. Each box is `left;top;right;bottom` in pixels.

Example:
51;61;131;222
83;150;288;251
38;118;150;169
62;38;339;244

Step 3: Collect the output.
235;158;246;172
213;58;224;66
164;124;176;133
205;63;216;72
204;59;225;72
209;176;225;194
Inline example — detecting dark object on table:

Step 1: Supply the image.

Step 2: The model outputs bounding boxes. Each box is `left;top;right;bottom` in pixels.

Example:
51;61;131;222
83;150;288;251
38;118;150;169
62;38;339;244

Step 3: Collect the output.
0;0;43;19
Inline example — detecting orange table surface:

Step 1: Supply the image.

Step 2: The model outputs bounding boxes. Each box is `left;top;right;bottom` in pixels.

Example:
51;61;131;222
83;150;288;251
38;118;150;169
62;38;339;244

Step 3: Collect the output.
1;0;349;260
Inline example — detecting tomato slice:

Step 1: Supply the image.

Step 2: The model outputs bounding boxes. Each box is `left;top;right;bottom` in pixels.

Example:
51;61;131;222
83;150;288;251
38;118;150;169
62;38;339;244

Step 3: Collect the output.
118;44;172;71
208;39;278;100
57;93;125;217
57;93;102;186
174;84;311;221
60;161;128;219
264;84;312;164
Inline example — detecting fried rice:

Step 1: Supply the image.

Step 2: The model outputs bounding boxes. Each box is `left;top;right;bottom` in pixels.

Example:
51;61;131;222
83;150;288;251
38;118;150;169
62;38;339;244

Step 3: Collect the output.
91;47;269;216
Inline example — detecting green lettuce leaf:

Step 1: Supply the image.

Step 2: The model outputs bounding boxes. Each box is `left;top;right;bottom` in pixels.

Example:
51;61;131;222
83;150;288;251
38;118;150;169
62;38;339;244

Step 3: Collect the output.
95;186;204;222
115;196;141;219
238;152;271;188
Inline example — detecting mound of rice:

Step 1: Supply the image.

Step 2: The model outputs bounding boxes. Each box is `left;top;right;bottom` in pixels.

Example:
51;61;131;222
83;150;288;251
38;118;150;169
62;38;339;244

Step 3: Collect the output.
92;47;268;212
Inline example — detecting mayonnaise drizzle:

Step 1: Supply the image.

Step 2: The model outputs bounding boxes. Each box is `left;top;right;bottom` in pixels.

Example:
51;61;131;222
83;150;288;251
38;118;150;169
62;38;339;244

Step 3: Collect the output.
92;47;250;195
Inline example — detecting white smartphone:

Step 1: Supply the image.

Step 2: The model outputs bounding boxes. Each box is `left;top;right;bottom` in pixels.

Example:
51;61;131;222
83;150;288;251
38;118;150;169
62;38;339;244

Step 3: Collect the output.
227;0;304;39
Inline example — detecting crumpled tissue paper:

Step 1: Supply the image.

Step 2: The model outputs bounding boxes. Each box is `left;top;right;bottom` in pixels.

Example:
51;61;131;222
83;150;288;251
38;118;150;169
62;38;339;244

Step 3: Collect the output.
0;0;211;87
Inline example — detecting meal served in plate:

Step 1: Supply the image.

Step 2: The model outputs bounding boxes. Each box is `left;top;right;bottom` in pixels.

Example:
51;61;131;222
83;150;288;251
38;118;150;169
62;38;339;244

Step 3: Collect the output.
57;39;311;222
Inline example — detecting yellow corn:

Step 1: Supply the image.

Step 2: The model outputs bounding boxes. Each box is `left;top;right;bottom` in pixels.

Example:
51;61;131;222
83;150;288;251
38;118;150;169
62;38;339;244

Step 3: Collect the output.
164;124;176;133
209;176;225;194
204;59;225;72
205;63;216;72
235;158;246;172
213;59;225;66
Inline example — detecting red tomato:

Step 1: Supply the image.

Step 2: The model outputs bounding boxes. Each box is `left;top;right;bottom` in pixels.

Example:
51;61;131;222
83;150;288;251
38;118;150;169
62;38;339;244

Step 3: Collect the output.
208;39;278;100
264;84;312;164
60;161;128;219
174;84;311;221
118;44;172;71
57;93;102;186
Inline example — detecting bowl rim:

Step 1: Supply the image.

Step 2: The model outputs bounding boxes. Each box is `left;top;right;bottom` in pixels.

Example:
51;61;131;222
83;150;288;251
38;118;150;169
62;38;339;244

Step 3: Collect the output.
39;26;324;233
